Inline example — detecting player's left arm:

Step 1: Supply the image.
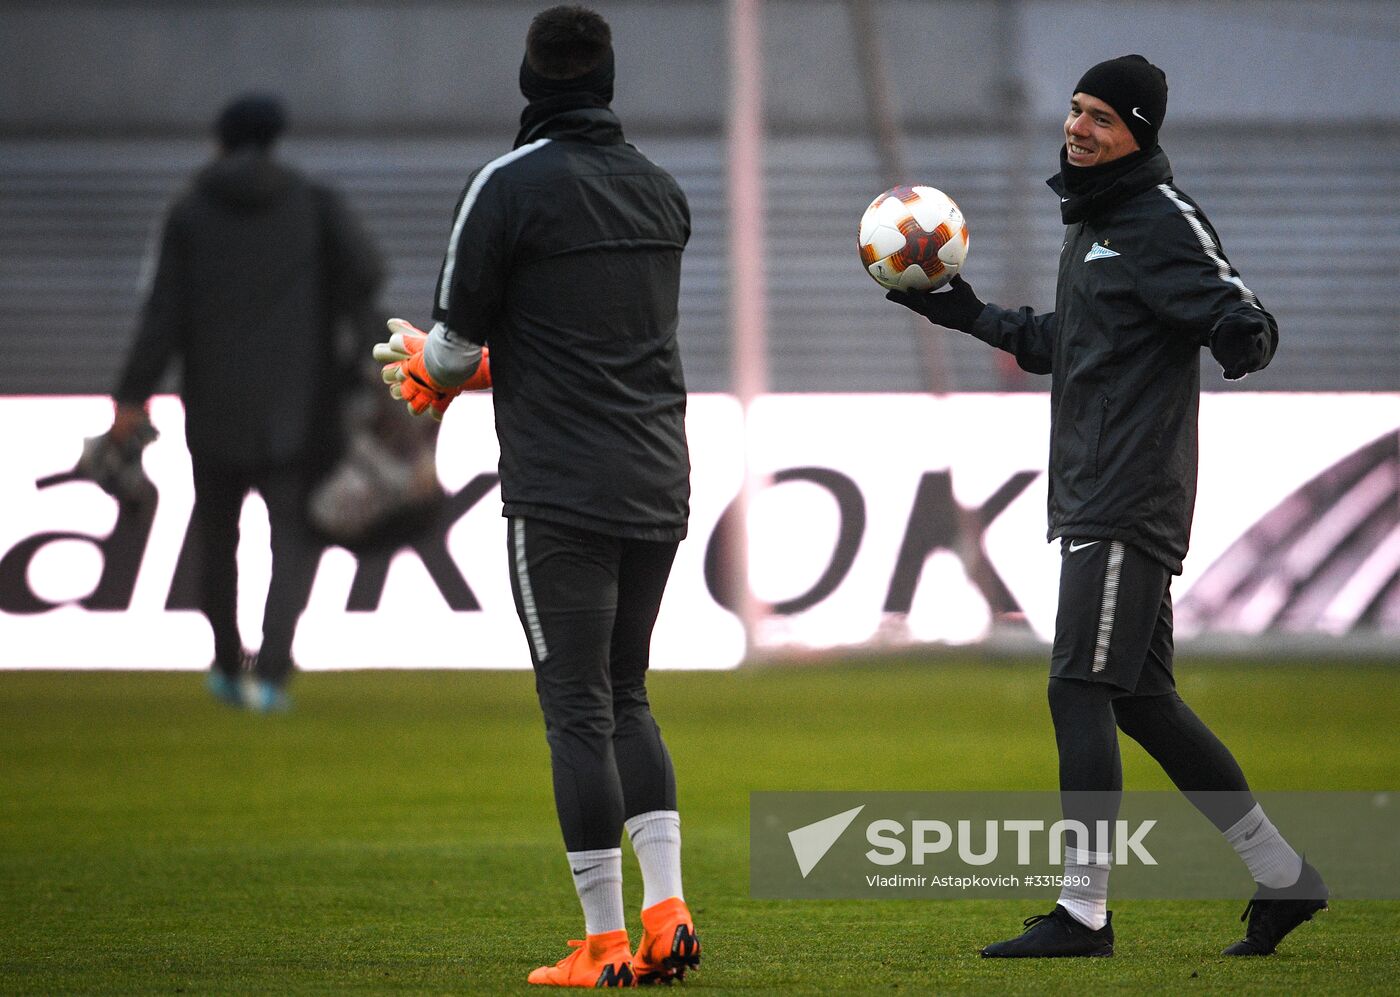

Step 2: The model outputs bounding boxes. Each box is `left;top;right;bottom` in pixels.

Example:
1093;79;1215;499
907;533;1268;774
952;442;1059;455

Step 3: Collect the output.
377;168;509;417
1139;205;1278;380
318;185;388;344
430;165;510;357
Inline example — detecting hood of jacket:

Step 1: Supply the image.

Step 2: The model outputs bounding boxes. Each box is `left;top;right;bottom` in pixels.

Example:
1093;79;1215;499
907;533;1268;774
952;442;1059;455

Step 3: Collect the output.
195;149;298;212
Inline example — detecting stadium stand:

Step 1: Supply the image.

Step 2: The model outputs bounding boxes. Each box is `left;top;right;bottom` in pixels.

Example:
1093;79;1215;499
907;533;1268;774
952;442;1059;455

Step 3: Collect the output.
2;129;1396;396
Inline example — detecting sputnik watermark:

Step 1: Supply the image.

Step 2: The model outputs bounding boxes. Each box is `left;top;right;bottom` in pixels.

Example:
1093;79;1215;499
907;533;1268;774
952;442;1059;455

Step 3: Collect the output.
788;807;1155;879
752;791;1400;900
867;873;1030;890
864;817;1155;867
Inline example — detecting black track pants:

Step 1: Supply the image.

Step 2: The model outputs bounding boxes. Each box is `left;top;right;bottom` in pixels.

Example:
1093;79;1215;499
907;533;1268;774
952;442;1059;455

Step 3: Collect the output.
1049;678;1257;839
507;516;679;852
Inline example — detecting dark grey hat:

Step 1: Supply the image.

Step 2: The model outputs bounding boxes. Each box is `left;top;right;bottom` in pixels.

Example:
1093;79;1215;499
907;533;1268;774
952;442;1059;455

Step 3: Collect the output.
215;93;287;151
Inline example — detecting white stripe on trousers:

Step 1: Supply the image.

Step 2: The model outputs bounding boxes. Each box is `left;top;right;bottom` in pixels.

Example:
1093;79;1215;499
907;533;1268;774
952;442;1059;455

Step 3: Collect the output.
511;518;549;662
1092;541;1126;673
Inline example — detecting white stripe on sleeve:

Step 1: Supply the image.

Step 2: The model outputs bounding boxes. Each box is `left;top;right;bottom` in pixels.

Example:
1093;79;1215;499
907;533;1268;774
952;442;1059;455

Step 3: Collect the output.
436;138;552;312
1155;184;1258;307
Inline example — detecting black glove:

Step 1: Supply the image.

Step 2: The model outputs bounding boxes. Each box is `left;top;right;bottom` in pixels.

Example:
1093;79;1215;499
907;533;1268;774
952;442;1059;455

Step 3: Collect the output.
885;275;986;333
1208;310;1272;381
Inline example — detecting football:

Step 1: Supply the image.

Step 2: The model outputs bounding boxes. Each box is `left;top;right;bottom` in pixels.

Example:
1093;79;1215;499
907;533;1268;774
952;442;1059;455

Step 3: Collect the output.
857;184;969;291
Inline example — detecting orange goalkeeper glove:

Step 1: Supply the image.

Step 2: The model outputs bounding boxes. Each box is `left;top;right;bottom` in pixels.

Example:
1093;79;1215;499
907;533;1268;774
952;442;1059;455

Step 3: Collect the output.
372;318;491;420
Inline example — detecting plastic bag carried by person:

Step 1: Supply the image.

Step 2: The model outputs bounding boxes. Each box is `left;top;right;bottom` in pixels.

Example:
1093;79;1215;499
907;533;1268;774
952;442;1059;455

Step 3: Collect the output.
306;361;445;551
76;410;159;505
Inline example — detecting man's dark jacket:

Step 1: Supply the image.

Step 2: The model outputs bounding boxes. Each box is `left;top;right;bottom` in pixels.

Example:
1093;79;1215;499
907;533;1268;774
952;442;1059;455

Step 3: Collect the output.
432;106;691;540
968;148;1278;573
116;150;385;469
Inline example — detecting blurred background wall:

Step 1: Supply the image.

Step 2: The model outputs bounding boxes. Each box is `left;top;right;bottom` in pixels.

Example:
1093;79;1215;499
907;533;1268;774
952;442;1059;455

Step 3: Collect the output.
2;0;1398;394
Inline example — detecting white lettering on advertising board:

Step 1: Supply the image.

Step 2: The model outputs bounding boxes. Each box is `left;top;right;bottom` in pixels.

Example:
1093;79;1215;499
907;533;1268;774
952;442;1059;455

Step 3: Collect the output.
0;394;1395;669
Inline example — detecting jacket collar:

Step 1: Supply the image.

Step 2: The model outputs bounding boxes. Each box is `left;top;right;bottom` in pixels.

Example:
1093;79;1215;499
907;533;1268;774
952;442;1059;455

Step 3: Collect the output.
514;104;625;149
1047;145;1173;224
197;149;296;211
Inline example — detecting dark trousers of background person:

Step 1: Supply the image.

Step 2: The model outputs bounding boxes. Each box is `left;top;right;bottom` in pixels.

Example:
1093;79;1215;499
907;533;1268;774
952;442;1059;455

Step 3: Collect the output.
191;455;321;688
507;517;680;852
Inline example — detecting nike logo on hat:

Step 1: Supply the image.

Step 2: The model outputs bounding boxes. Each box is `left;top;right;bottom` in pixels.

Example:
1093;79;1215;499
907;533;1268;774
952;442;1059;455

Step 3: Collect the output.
1131;106;1152;124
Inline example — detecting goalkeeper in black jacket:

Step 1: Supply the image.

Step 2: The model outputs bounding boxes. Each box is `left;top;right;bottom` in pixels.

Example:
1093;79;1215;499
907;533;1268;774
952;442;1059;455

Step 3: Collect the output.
374;6;698;988
889;54;1326;959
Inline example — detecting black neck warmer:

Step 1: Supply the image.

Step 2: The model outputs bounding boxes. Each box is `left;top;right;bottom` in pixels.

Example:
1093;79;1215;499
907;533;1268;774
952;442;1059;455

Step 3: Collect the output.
515;50;615;148
1056;144;1159;224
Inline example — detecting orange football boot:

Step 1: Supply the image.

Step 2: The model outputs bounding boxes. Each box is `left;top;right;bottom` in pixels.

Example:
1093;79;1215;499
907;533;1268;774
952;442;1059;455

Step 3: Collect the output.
632;897;700;985
527;930;635;988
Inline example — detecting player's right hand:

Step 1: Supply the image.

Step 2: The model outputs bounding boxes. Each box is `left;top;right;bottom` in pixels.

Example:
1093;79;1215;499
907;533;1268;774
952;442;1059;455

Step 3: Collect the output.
109;402;150;445
373;318;460;420
885;275;987;333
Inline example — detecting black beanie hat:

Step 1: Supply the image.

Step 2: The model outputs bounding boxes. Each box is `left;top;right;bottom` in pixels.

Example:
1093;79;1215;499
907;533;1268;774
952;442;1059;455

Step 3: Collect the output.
519;47;615;105
215;93;287;151
1074;55;1167;151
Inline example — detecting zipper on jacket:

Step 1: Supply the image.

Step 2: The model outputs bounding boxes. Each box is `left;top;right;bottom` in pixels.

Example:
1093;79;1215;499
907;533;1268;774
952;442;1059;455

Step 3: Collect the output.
1094;396;1111;479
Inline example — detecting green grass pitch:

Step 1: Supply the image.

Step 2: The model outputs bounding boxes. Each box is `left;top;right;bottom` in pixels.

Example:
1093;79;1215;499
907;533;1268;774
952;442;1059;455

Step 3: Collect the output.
2;658;1398;994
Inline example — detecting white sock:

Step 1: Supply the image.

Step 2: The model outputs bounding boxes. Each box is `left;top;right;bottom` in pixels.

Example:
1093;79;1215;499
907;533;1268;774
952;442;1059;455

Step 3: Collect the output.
1057;847;1111;930
566;847;625;935
1224;804;1303;889
625;810;684;909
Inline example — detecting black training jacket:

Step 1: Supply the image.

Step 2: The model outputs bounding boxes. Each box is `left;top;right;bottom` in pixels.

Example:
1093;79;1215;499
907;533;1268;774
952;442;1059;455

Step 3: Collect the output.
116;151;385;469
967;149;1277;573
432;107;691;540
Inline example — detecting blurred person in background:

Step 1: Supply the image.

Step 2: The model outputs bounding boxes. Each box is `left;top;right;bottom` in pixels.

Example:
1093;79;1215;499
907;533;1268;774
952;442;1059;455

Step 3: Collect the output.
887;55;1326;959
373;5;699;987
110;92;386;713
